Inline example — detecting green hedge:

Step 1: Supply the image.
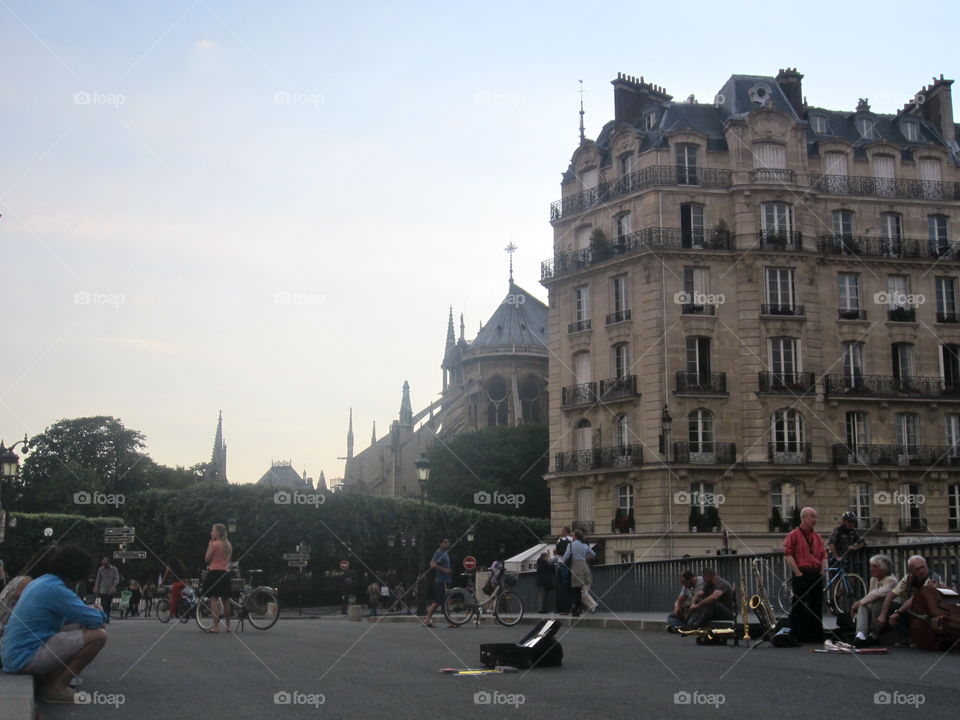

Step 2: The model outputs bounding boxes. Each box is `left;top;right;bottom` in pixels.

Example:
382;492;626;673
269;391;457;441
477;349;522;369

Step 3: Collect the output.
2;513;124;576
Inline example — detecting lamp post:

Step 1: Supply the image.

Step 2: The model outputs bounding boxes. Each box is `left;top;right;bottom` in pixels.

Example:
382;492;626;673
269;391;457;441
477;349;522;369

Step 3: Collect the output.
659;405;673;462
0;436;28;543
415;454;431;615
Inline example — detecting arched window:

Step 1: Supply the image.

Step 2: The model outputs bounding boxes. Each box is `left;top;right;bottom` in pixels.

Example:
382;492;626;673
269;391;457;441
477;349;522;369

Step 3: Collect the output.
518;375;542;423
485;377;509;427
771;481;801;532
688;481;720;532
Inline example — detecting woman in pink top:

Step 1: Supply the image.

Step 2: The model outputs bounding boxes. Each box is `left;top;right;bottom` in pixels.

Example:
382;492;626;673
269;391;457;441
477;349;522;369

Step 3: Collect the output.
201;523;233;633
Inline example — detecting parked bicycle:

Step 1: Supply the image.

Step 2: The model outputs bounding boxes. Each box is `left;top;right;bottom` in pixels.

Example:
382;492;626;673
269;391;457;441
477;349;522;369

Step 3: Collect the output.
155;583;198;623
443;568;524;627
195;569;280;631
776;556;866;616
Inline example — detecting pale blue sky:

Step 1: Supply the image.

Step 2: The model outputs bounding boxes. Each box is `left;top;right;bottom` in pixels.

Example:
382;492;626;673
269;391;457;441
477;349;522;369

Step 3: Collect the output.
1;0;956;483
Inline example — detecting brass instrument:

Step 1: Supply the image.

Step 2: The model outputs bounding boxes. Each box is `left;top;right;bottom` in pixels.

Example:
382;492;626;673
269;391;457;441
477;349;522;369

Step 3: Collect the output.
739;575;751;646
677;626;736;643
749;558;777;637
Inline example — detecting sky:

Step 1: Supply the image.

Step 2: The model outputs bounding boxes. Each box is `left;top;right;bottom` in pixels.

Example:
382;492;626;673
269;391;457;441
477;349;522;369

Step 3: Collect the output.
1;0;957;484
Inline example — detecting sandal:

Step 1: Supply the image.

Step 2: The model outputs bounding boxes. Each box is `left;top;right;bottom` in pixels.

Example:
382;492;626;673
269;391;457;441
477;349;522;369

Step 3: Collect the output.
422;620;434;628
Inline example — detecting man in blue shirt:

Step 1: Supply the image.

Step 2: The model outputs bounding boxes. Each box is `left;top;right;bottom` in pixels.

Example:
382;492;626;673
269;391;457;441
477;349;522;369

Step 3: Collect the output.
423;538;451;628
2;545;108;704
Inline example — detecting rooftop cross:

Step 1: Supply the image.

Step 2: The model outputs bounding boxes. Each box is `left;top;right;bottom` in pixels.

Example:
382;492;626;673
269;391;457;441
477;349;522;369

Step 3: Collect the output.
505;241;518;283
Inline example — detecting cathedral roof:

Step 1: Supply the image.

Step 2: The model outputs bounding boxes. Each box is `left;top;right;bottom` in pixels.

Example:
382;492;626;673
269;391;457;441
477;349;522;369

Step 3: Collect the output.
255;462;310;489
468;281;548;352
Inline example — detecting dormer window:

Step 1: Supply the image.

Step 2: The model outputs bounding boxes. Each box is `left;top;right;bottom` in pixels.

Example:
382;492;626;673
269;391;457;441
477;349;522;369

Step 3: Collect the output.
810;115;828;134
902;121;919;142
644;111;658;131
856;117;876;139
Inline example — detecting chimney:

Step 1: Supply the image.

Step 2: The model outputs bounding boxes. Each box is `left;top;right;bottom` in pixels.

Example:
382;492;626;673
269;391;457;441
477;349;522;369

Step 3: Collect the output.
611;73;672;126
775;68;804;116
919;75;955;145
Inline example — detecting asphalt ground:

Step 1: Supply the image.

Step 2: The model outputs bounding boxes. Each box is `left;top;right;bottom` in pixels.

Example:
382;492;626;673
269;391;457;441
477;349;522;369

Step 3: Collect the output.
35;616;960;720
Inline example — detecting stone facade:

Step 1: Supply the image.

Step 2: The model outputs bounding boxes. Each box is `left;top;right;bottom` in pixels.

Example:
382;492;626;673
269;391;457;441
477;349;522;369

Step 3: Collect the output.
542;69;960;561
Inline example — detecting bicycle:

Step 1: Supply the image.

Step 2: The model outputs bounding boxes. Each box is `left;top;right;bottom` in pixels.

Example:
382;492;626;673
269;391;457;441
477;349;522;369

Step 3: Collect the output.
776;557;866;616
443;568;524;627
195;569;280;631
155;583;199;623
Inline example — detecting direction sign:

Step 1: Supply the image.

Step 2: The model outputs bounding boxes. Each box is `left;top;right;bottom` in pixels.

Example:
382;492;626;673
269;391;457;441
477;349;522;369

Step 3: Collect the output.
288;560;308;567
463;555;477;571
283;553;310;561
113;550;146;560
104;536;134;544
105;527;135;536
339;560;350;570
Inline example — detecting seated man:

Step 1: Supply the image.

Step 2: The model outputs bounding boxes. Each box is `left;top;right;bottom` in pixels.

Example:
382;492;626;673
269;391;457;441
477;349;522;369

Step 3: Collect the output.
667;569;699;631
1;545;108;703
685;568;736;628
852;554;898;647
877;554;942;648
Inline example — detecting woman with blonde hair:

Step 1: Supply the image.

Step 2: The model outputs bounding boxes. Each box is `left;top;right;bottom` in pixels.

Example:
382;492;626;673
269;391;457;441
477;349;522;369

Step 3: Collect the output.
201;523;233;633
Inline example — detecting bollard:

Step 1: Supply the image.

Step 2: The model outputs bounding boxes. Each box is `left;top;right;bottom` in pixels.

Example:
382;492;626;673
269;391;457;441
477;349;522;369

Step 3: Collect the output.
347;604;364;622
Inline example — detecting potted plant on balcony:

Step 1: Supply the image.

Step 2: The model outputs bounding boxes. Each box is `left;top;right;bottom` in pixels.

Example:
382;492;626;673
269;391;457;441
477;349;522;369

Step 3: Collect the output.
712;219;731;248
611;507;634;534
590;228;612;261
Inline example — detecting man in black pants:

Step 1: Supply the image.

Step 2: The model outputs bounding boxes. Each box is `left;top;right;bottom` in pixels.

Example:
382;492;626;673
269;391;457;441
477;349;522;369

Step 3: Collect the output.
554;527;574;614
783;507;828;642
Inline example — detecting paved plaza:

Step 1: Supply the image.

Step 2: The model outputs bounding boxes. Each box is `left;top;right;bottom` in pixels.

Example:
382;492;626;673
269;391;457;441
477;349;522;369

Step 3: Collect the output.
29;615;960;719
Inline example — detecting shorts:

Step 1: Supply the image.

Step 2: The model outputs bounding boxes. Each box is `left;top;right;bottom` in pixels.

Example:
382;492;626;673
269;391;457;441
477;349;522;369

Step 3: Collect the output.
203;570;232;600
21;629;86;675
434;582;450;604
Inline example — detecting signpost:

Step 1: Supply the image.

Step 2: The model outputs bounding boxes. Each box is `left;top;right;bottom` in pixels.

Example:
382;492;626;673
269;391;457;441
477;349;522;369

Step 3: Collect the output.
113;550;146;560
104;527;135;544
463;556;477;571
339;560;350;571
287;544;311;615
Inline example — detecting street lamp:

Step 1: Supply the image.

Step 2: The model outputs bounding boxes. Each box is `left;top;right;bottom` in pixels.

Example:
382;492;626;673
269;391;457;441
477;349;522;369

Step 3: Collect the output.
0;435;28;511
227;518;237;534
415;454;431;615
659;405;673;462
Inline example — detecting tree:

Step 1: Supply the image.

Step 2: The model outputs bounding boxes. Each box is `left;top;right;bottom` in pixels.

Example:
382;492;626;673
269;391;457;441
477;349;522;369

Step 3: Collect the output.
424;424;549;518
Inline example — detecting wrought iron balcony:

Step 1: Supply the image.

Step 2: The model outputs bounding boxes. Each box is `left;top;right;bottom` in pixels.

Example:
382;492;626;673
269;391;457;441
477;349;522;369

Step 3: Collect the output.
816;234;956;260
606;309;632;325
937;311;960;323
561;382;598;408
554;444;644;472
758;371;816;394
761;304;805;317
681;303;716;316
838;308;867;320
599;375;638;402
751;168;796;184
568;319;592;334
887;307;917;322
832;443;960;467
676;371;727;394
673;441;737;464
768;443;812;464
899;518;929;532
823;374;960;399
541;226;735;281
549;165;733;222
810;173;960;201
757;229;803;251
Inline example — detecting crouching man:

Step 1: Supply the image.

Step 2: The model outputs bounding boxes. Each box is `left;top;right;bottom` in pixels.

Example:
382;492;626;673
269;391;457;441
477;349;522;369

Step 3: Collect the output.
1;545;108;704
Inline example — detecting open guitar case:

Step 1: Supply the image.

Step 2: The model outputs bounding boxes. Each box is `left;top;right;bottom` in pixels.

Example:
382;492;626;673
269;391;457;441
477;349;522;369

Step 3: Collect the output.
480;619;563;669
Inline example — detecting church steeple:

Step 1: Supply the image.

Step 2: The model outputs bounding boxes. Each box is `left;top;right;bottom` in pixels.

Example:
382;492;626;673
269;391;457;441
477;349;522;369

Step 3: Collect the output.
346;408;354;461
206;411;227;483
399;381;413;427
371;420;377;445
459;313;465;343
445;306;455;349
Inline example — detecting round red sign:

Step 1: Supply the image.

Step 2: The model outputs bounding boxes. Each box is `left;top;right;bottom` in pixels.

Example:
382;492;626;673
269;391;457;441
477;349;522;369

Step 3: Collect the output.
339;560;350;570
463;556;477;571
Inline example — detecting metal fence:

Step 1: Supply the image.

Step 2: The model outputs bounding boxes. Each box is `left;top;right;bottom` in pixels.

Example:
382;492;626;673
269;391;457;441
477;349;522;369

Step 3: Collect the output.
512;540;960;613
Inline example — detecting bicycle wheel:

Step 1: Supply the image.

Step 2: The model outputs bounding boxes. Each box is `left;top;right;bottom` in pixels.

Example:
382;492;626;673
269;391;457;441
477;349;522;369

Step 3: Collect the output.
195;596;216;631
443;588;474;626
829;573;866;615
494;591;524;627
776;577;793;616
245;587;280;630
155;599;171;623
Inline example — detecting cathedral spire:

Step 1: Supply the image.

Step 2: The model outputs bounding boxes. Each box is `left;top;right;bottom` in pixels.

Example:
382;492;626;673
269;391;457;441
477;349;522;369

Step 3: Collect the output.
459;313;465;343
371;420;377;445
445;306;455;349
206;411;227;483
399;381;413;427
578;79;586;145
347;408;354;461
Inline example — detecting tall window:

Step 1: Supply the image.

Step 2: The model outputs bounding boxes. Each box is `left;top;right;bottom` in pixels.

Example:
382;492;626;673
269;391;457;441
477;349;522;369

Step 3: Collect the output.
614;483;635;533
823;151;847;176
645;111;658;131
887;275;912;320
617;483;634;511
949;484;960;531
619;153;635;177
845;411;869;451
518;375;542;423
682;267;712;314
902;121;919;142
754;143;786;181
612;342;630;379
771;481;801;531
929;215;950;255
858;117;877;139
892;343;916;382
760;202;795;246
920;158;942;199
880;213;903;256
689;480;720;532
574;420;592;452
849;483;872;525
486;377;509;427
575;486;594;526
838;273;861;318
576;226;592;251
615;212;632;241
611;275;628;319
573;285;590;322
573;351;592;384
873;154;895;196
676;144;698;185
842;341;865;384
895;413;920;458
688;408;714;452
941;344;960;390
686;337;712;377
614;414;630;450
832;210;854;239
898;482;924;530
771;409;805;452
580;168;598;191
945;416;960;458
769;337;800;383
936;277;958;322
810;115;828;134
680;203;705;248
766;267;796;311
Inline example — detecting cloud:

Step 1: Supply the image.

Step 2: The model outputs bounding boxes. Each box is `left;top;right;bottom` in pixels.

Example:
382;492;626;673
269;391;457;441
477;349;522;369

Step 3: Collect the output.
100;337;178;355
195;39;218;51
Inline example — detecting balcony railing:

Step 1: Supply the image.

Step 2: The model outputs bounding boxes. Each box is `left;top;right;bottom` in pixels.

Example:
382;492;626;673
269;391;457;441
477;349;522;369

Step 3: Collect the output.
832;443;960;467
561;382;598;408
541;226;735;281
899;518;930;532
681;303;716;316
550;165;733;221
838;308;867;321
599;375;638;402
768;443;812;464
888;307;917;322
606;309;632;325
816;234;958;261
757;229;803;251
554;444;644;472
761;304;805;317
937;311;960;323
810;173;960;201
751;168;796;184
676;371;727;394
673;441;737;464
823;374;960;399
758;371;816;394
568;319;592;334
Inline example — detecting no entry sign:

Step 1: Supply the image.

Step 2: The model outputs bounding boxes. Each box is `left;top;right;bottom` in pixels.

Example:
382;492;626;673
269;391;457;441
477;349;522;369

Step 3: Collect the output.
463;556;477;571
339;560;350;570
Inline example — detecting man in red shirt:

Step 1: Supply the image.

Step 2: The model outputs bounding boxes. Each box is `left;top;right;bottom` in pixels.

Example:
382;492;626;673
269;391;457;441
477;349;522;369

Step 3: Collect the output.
783;506;828;642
